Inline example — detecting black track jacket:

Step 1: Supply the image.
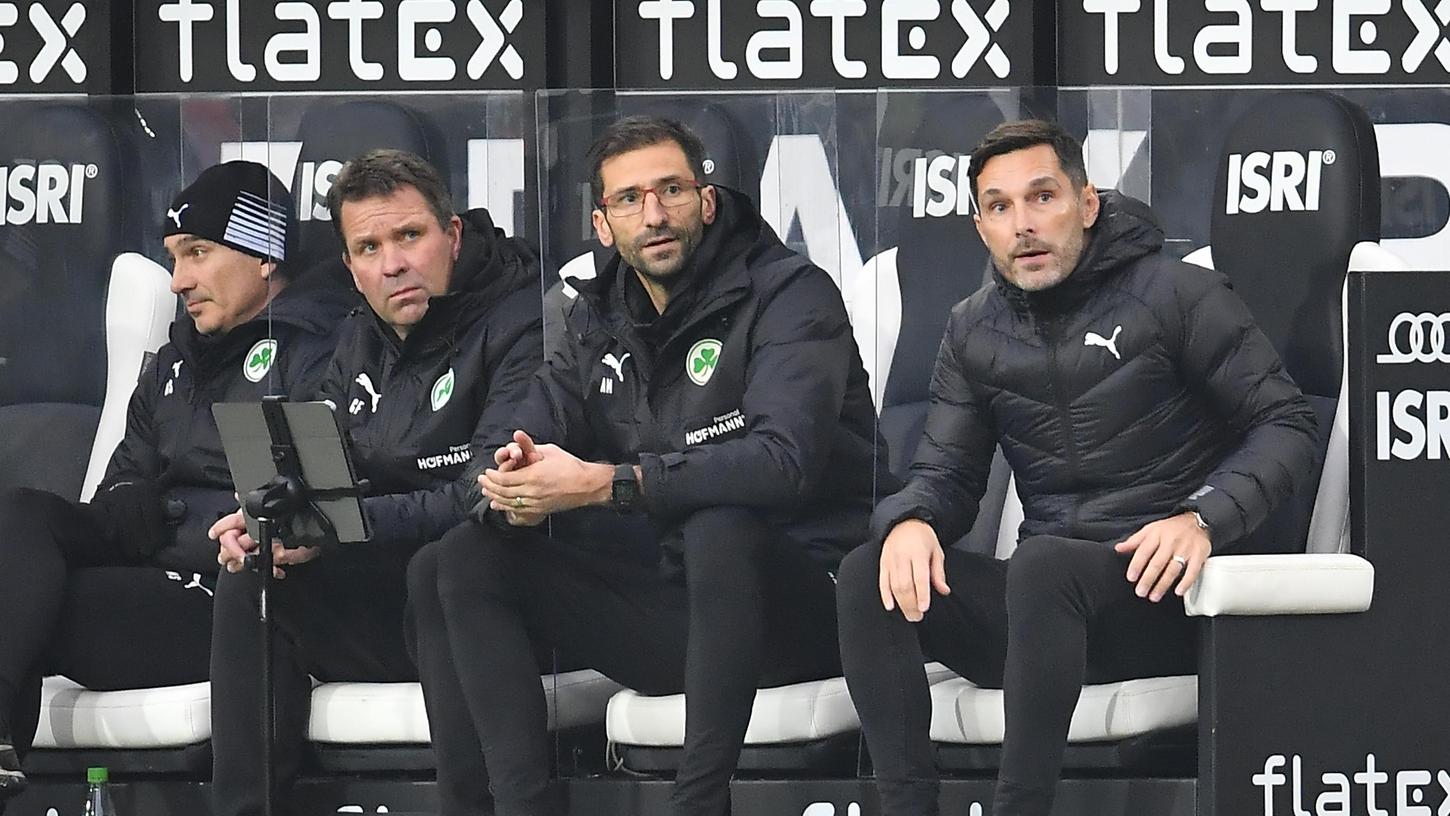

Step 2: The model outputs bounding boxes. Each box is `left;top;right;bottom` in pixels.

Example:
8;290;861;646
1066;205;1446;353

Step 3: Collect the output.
872;192;1319;553
508;187;891;573
320;208;543;554
104;274;352;573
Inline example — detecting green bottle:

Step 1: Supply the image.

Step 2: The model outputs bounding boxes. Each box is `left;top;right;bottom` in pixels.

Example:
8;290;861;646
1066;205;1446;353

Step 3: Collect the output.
83;766;116;816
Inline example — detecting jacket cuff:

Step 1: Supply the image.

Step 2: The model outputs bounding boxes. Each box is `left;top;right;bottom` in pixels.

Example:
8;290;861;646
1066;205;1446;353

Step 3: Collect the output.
1183;485;1245;550
637;452;675;517
870;494;936;546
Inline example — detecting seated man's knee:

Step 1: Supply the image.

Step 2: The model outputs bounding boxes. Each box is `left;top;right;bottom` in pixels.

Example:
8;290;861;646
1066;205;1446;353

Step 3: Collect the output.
1005;535;1078;594
678;506;770;573
427;521;513;603
835;542;885;616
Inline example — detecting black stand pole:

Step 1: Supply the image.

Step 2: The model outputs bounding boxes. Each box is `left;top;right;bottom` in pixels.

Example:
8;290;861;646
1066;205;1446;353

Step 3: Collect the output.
237;398;318;816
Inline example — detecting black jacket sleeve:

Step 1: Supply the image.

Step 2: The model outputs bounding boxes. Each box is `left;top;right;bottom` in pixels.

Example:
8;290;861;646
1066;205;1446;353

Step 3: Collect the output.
1175;272;1320;549
635;268;858;519
365;298;545;550
98;351;166;490
868;313;997;547
279;325;342;403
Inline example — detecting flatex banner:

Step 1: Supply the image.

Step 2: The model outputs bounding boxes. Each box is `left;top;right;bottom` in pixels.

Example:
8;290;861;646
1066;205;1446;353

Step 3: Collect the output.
614;0;1035;88
1061;0;1450;85
0;0;109;93
134;0;544;92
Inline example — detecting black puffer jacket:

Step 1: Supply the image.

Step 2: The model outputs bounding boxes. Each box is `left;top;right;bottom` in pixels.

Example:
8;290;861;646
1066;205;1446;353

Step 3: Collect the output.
102;274;353;572
319;208;542;554
509;187;891;573
872;192;1319;552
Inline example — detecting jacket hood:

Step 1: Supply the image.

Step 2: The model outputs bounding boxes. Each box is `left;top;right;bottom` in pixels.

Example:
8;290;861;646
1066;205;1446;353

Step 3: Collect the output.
995;190;1165;314
575;186;773;329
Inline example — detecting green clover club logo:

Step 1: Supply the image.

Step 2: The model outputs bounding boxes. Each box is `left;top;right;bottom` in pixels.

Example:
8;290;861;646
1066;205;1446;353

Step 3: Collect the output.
431;368;456;411
243;339;278;383
687;339;722;386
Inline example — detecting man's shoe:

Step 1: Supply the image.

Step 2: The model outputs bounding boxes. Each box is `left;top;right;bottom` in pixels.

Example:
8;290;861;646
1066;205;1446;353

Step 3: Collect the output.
0;742;26;798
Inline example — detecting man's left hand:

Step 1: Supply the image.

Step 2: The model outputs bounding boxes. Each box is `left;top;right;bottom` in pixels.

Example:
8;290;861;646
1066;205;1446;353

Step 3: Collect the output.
479;442;613;520
1115;512;1212;602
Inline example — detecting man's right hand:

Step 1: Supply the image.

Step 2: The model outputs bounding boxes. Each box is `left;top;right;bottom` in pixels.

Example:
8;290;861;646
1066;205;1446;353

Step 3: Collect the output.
879;518;951;622
484;430;547;526
210;509;255;573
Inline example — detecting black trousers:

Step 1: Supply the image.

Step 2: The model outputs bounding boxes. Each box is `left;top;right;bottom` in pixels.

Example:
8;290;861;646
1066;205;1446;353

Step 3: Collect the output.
209;552;415;816
406;507;843;816
837;535;1198;816
0;488;213;754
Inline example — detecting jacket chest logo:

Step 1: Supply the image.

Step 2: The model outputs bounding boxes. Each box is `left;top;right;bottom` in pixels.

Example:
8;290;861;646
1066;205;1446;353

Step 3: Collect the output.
243;339;277;383
351;373;382;416
600;352;630;395
431;368;456;411
1083;325;1123;361
164;360;183;397
687;338;723;386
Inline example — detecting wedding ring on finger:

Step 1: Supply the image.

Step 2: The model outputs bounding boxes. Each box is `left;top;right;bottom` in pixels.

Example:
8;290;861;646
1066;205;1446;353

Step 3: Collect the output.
513;496;527;510
1171;554;1189;568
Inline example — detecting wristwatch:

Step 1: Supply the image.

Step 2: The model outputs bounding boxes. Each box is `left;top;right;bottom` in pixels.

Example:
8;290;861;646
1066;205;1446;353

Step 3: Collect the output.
611;463;639;512
1191;510;1211;537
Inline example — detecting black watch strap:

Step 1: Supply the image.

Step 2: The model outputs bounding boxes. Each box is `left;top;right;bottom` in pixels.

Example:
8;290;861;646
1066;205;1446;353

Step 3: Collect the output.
611;463;639;512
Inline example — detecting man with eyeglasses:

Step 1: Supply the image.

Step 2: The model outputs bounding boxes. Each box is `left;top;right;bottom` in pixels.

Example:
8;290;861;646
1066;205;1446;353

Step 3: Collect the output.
405;116;891;816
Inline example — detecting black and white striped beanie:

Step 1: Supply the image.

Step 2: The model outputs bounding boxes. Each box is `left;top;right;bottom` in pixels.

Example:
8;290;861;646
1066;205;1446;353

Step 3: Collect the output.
163;161;297;265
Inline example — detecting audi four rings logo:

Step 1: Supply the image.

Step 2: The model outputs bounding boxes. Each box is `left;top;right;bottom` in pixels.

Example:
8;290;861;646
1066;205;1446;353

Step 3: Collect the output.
1376;312;1450;364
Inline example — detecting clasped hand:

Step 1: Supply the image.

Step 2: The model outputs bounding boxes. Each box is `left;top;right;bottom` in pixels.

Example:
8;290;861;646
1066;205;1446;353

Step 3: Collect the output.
478;430;612;526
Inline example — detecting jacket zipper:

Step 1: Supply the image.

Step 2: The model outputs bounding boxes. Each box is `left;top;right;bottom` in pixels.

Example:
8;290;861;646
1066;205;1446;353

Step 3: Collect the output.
1041;315;1082;535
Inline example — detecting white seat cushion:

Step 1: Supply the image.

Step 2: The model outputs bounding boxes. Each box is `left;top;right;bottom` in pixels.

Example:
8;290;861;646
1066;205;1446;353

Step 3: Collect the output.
33;677;211;749
929;674;1198;744
607;664;958;748
307;670;622;744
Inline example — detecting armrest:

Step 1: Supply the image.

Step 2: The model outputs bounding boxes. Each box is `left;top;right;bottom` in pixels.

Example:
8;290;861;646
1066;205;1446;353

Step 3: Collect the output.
1184;553;1374;617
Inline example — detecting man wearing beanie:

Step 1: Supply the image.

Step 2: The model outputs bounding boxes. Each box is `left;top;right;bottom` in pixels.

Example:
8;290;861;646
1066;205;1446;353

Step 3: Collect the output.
206;149;544;816
0;161;350;804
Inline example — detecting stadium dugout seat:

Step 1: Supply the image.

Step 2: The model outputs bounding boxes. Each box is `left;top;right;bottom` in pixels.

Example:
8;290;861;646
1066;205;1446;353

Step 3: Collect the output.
598;101;900;774
274;99;625;774
27;259;181;772
930;91;1381;776
0;104;156;499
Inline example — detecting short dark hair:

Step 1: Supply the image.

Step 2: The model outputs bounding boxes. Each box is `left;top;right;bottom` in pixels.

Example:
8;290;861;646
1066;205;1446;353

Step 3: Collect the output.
968;119;1089;203
586;116;708;205
326;148;454;247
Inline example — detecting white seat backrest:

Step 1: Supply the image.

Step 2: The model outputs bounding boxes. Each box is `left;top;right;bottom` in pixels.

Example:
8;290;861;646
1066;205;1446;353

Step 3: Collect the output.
995;474;1025;559
80;253;175;501
1177;240;1406;555
1303;241;1410;554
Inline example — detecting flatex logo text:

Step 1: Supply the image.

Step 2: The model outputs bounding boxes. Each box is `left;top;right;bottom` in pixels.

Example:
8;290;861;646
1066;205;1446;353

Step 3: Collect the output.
634;0;1011;82
1252;753;1449;815
156;0;525;85
1082;0;1450;79
1225;149;1334;215
0;162;96;224
0;2;88;85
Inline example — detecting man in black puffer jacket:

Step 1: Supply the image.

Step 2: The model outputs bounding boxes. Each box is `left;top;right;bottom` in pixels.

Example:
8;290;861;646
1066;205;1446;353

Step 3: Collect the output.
0;161;348;801
207;150;543;816
406;117;891;816
838;120;1320;816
